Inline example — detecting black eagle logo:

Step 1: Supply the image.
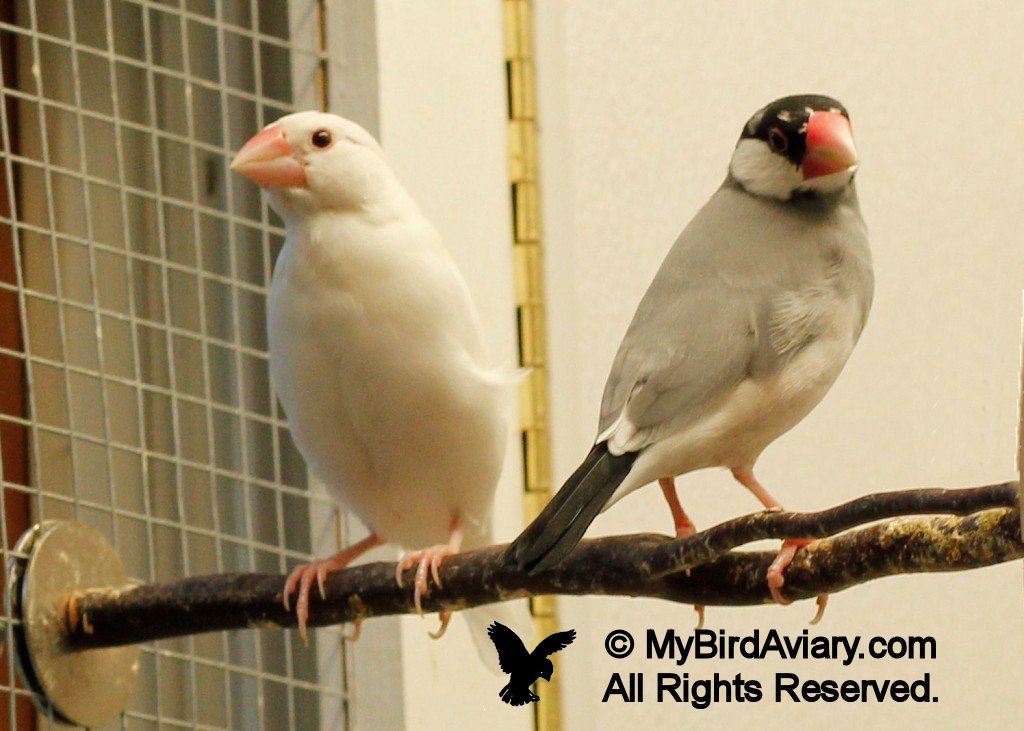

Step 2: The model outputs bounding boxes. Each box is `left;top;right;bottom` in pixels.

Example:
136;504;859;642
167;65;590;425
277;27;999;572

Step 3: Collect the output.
486;621;576;706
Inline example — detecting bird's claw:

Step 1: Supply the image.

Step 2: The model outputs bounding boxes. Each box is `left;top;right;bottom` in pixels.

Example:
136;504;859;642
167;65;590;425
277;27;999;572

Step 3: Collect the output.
809;594;829;625
283;560;330;646
428;611;452;639
430;550;448;588
694;604;705;629
395;544;456;615
282;534;384;646
344;619;363;642
395;517;462;633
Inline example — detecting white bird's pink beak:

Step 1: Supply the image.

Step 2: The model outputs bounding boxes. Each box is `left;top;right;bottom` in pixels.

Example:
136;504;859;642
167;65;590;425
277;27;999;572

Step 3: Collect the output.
802;111;858;180
230;125;307;188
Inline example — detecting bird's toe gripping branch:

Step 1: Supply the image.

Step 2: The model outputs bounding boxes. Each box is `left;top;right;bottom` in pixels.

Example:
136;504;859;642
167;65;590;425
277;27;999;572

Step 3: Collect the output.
395;515;464;638
282;533;384;644
766;538;829;624
44;483;1019;673
729;467;830;622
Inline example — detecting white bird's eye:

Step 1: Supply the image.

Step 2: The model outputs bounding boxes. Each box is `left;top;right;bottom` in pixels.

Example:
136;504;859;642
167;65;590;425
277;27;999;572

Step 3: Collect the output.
310;129;333;149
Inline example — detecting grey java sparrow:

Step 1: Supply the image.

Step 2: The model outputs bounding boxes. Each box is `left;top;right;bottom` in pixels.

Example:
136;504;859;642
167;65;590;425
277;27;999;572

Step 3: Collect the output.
507;94;873;624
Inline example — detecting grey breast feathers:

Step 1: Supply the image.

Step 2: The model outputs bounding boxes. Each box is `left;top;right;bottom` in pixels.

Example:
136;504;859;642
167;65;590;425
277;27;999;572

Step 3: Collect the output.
597;180;871;455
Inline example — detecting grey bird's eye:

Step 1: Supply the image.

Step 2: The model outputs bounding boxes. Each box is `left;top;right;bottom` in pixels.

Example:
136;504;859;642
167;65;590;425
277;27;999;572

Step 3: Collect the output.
767;127;788;153
311;129;332;149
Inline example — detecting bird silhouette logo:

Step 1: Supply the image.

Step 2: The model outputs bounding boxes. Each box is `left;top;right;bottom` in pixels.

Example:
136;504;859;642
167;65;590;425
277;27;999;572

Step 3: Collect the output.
487;621;576;706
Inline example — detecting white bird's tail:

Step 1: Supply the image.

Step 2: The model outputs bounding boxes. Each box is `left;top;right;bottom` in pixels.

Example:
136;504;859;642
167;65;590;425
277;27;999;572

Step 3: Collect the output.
459;518;534;673
463;600;534;674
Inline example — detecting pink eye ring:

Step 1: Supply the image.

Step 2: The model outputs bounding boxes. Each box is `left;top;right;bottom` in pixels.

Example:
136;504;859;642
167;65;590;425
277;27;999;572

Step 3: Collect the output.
768;127;788;153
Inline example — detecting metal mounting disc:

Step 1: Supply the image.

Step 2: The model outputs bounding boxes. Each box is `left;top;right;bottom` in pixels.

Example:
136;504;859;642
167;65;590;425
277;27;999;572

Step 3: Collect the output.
6;520;140;727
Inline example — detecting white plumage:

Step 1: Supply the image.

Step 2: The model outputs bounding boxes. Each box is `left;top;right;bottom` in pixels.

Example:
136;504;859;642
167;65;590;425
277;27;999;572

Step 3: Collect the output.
232;111;519;649
267;167;506;551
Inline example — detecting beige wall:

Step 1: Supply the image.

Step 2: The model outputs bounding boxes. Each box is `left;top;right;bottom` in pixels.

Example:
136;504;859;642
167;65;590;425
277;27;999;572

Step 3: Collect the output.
534;1;1024;727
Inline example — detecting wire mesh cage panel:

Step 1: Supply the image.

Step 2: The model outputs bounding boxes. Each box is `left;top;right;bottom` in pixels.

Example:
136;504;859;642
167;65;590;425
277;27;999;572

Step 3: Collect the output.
0;1;353;728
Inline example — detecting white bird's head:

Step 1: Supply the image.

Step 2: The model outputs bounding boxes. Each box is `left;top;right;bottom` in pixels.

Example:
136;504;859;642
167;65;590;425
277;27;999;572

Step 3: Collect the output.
729;94;858;201
231;111;402;221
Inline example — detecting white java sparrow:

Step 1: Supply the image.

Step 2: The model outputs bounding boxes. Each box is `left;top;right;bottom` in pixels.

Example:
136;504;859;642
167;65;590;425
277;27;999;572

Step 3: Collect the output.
507;95;873;621
231;111;513;644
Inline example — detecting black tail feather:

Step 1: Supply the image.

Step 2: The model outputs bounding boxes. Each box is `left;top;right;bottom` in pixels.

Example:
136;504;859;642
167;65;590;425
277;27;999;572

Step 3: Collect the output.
505;443;637;573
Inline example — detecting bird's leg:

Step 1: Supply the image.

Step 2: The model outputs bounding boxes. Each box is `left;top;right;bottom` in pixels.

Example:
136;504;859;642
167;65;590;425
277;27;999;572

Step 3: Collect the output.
658;477;696;538
283;532;384;645
395;514;463;636
730;467;829;622
730;467;782;511
658;478;704;628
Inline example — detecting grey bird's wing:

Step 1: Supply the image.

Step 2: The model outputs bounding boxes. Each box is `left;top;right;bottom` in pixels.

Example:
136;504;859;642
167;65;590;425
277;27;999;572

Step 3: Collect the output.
598;179;871;455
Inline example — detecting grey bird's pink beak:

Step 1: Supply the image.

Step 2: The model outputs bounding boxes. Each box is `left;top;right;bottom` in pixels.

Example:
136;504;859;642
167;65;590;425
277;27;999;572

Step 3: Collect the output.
802;111;858;180
230;125;307;188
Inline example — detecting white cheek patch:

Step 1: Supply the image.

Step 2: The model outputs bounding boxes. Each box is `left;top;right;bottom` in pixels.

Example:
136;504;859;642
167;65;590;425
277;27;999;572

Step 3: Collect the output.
728;138;803;200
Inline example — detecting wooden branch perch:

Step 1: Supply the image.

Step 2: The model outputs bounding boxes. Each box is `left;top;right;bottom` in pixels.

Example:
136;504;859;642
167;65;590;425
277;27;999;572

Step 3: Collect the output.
66;482;1021;650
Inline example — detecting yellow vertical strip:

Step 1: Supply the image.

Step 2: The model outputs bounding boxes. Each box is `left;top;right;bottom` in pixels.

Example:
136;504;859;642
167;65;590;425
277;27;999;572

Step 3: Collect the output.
316;0;329;110
503;2;562;729
1017;294;1023;541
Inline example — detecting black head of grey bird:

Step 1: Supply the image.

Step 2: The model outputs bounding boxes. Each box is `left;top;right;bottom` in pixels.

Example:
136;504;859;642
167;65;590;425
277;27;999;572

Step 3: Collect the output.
506;95;873;573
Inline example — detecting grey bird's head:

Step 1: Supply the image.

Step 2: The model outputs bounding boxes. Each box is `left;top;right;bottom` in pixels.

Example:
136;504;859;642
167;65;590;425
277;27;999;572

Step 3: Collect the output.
729;94;858;201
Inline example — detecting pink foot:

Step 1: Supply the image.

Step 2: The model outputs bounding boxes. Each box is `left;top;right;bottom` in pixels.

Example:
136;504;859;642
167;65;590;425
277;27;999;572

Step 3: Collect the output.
395;515;464;625
395;543;458;614
731;468;830;623
283;533;383;645
659;478;704;628
766;538;810;605
766;538;830;622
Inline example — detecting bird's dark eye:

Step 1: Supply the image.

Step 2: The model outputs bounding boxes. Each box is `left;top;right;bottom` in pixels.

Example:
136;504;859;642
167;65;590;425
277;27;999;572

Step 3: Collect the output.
310;129;332;149
767;127;788;153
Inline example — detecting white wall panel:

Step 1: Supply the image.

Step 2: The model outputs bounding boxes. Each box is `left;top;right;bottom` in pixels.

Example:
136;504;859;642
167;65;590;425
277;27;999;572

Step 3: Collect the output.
535;1;1024;727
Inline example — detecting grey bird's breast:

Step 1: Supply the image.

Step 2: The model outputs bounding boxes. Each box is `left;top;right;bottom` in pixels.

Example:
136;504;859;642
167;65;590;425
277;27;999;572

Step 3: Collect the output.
601;181;873;504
